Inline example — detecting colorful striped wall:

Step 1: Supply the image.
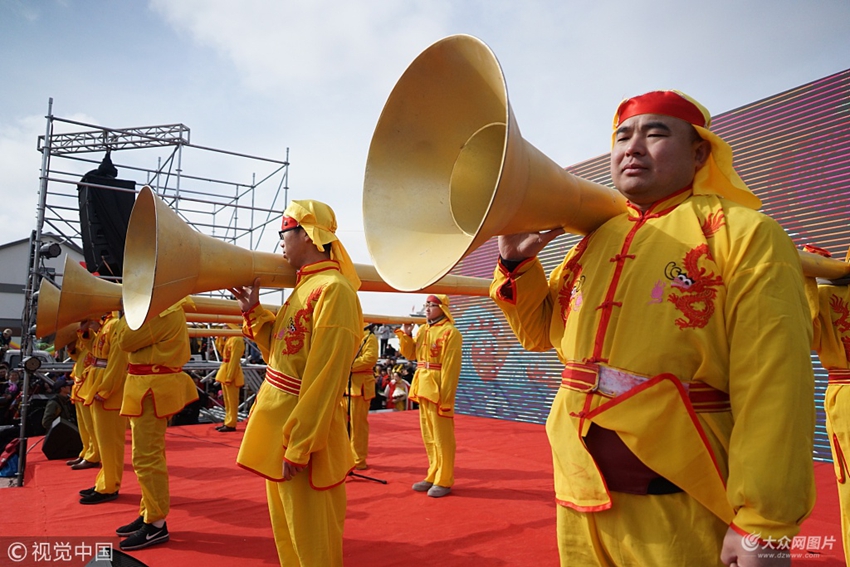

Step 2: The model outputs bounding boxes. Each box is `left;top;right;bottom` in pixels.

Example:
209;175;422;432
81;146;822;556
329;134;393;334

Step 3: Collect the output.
450;68;850;463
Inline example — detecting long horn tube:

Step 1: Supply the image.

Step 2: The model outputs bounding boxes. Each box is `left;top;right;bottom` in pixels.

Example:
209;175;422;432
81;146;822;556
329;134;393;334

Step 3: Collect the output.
122;186;492;330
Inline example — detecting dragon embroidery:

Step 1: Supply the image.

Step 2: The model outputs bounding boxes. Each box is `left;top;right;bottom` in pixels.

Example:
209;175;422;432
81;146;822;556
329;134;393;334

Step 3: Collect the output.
558;238;590;324
666;244;723;329
429;330;448;359
279;285;325;355
829;295;850;359
701;210;725;239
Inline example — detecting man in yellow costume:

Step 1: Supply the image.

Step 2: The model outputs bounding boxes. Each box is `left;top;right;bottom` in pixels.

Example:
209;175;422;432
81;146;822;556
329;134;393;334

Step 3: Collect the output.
803;246;850;567
231;200;362;567
395;294;462;499
67;321;100;470
491;90;815;566
347;324;379;469
78;311;129;504
113;301;197;551
214;327;245;432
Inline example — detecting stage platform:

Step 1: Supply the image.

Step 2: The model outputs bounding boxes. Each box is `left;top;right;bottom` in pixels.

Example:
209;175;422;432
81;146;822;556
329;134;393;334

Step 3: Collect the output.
1;411;844;566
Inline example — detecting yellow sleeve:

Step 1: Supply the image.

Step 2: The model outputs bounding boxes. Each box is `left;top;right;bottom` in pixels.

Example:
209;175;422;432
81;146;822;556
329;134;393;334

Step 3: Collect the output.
96;320;130;400
220;336;245;384
282;283;361;466
394;328;415;360
351;332;379;373
724;220;815;538
490;257;560;353
242;304;277;362
437;327;463;416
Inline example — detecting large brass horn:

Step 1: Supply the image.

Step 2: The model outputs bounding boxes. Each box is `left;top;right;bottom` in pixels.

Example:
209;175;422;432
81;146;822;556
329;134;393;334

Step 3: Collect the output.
364;35;850;286
35;256;123;338
362;34;627;291
123;185;493;330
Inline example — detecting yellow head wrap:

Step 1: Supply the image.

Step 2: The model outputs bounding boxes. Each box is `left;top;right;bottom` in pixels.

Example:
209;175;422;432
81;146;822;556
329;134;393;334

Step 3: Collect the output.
426;294;454;324
612;90;761;210
282;200;361;289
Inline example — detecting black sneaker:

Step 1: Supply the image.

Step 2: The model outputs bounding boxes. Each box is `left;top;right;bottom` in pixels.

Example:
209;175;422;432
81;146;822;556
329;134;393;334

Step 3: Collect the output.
120;522;169;551
115;516;145;537
79;486;96;497
79;491;118;505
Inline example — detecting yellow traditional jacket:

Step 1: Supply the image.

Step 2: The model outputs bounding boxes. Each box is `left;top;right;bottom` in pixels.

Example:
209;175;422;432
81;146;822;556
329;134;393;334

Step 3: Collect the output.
394;318;462;418
812;283;850;483
236;260;361;488
492;189;815;540
82;313;117;406
349;331;378;400
116;304;197;418
214;335;245;387
70;329;94;403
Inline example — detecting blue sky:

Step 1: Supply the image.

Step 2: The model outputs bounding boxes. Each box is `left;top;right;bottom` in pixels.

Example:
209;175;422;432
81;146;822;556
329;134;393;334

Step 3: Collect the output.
2;0;849;315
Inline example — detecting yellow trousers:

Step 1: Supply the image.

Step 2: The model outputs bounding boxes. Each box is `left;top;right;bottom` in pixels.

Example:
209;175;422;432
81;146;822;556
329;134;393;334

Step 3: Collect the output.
824;387;850;567
90;402;127;494
556;491;727;566
418;399;455;488
76;402;100;463
345;395;370;467
129;396;169;523
221;382;240;428
266;473;346;567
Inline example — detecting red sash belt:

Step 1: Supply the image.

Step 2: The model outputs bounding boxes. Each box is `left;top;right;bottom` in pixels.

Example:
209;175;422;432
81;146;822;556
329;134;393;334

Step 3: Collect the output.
127;364;183;375
265;367;301;396
417;361;442;370
560;362;730;413
828;369;850;385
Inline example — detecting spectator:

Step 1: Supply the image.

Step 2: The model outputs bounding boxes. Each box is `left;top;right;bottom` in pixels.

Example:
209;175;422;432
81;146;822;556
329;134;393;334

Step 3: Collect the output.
384;371;409;411
376;324;393;357
41;377;74;430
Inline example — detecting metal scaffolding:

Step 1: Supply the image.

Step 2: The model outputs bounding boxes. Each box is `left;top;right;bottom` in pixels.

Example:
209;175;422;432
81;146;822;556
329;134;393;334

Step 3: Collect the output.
14;98;291;485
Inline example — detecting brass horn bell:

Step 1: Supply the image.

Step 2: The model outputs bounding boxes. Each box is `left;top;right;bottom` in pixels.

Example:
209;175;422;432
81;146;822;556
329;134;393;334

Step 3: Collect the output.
363;34;627;292
123;186;493;330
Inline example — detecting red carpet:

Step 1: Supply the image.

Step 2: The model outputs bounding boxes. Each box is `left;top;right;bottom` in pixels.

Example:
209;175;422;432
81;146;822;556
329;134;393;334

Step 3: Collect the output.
1;412;844;566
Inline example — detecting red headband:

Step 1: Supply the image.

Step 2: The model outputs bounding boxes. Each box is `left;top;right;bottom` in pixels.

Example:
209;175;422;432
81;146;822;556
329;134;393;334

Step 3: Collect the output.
616;91;706;128
281;216;300;231
426;295;442;305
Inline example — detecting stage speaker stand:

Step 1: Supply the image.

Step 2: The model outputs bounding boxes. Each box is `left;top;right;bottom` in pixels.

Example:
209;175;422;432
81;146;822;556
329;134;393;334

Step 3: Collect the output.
85;549;150;566
77;152;136;277
41;417;82;460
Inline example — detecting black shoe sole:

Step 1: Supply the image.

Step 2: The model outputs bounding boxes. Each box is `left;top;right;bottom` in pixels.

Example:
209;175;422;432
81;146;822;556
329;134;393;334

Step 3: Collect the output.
116;517;145;537
79;487;96;497
120;533;169;551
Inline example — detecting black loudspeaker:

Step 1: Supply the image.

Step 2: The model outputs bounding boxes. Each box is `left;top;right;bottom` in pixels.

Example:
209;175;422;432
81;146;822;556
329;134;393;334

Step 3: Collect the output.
78;152;136;278
85;549;150;566
41;417;82;460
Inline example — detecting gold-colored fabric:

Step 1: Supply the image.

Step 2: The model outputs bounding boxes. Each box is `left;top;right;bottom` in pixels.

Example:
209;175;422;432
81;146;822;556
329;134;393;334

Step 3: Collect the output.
214;335;245;387
91;403;127;494
237;259;361;488
266;475;345;567
83;314;130;410
346;395;370;468
557;491;727;566
221;382;240;429
492;190;815;540
811;282;850;566
116;305;197;418
130;395;169;524
348;331;378;399
418;399;455;487
75;403;100;463
283;200;361;290
71;330;95;403
394;319;462;417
